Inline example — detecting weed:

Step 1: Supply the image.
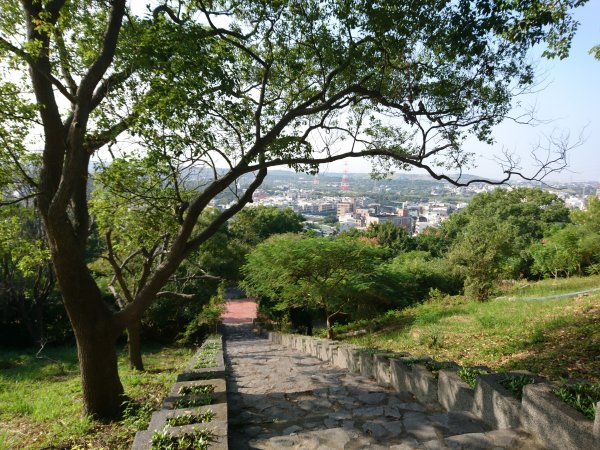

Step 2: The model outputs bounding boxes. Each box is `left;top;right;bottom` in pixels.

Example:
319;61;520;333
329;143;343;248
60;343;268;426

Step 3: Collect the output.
423;361;455;378
151;427;213;450
122;399;154;431
497;374;535;400
553;383;600;420
457;367;490;388
401;357;430;367
165;410;215;427
174;394;213;409
178;385;215;396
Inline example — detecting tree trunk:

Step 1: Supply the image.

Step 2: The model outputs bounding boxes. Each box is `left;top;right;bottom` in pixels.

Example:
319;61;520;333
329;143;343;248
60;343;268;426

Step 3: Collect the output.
75;323;124;420
127;320;144;371
326;312;334;340
48;235;126;420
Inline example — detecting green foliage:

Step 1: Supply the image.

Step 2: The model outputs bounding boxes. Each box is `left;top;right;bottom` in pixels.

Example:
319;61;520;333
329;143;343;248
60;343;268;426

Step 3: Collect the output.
553;383;600;420
229;206;305;246
497;374;536;400
241;235;400;334
165;410;215;427
174;394;213;409
178;385;215;396
121;399;155;431
529;197;600;279
191;337;221;369
151;427;213;450
446;188;570;298
457;367;491;388
384;251;463;303
365;222;415;254
0;345;193;448
199;287;226;333
422;361;456;379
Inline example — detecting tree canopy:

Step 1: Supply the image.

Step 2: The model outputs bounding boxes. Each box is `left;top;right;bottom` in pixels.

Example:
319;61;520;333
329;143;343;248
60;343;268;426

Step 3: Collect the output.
0;0;587;418
241;234;395;338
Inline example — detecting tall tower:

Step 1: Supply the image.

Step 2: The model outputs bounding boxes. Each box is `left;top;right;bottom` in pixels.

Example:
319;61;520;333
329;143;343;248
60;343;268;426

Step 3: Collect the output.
313;174;320;188
340;163;350;192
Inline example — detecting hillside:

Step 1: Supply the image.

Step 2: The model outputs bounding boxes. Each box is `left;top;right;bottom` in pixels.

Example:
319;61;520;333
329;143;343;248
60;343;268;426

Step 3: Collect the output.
334;279;600;383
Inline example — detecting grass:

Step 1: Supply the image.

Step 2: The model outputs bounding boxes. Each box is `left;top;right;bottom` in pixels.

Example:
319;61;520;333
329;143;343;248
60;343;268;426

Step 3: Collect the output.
174;393;213;409
0;344;193;450
553;382;600;420
339;283;600;384
151;427;213;450
457;367;491;388
165;410;215;427
500;273;600;299
497;374;536;400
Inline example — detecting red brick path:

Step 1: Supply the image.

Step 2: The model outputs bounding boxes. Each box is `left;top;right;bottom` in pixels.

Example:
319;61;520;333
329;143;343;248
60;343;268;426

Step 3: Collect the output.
222;299;258;324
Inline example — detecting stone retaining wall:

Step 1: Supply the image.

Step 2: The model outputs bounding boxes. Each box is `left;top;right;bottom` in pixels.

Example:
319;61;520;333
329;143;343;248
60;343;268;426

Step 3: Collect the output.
132;334;229;450
268;331;600;450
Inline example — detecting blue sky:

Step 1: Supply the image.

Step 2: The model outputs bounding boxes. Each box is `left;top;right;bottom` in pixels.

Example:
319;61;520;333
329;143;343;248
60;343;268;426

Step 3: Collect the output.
328;1;600;182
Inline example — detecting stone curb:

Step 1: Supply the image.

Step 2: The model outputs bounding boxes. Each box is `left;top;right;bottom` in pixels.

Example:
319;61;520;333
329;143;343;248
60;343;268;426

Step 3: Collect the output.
132;421;228;450
148;402;228;431
269;330;599;450
131;333;229;449
521;382;600;450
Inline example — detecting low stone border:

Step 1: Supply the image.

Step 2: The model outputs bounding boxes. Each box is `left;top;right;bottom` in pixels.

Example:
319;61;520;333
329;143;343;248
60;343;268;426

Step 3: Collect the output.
268;331;600;450
148;403;228;431
132;334;229;449
521;382;600;450
177;335;226;382
132;421;227;450
163;379;228;410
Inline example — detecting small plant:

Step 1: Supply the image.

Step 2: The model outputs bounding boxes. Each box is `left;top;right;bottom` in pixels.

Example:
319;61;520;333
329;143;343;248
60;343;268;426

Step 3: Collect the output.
178;384;215;396
165;410;215;427
401;357;430;367
553;383;600;420
194;340;221;369
423;361;455;378
497;373;535;400
121;399;154;430
151;427;213;449
174;393;213;409
457;367;490;388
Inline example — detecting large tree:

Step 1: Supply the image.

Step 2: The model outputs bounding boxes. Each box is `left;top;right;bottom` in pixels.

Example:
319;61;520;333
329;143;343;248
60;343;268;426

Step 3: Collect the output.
0;0;585;418
241;234;394;338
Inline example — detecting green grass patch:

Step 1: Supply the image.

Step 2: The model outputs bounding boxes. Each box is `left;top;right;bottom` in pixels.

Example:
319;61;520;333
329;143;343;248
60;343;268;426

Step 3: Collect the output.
165;410;215;427
340;286;599;384
501;274;600;299
0;344;193;449
553;383;600;420
457;367;491;388
151;427;213;450
174;393;213;409
497;373;535;400
178;384;215;396
191;337;221;370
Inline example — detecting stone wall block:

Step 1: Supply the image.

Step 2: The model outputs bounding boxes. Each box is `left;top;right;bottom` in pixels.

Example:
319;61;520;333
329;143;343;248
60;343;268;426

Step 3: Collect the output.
473;373;523;429
359;352;375;379
521;383;599;450
438;369;476;413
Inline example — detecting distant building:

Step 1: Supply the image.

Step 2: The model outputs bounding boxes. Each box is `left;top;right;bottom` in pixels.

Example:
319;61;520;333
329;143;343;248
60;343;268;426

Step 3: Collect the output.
365;214;413;233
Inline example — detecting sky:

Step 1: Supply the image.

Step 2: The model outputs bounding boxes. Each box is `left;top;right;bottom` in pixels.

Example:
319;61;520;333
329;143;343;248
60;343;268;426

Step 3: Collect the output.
325;1;600;182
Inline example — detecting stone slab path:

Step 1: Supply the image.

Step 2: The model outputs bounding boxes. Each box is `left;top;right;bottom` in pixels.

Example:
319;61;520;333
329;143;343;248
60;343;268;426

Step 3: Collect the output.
224;324;541;450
